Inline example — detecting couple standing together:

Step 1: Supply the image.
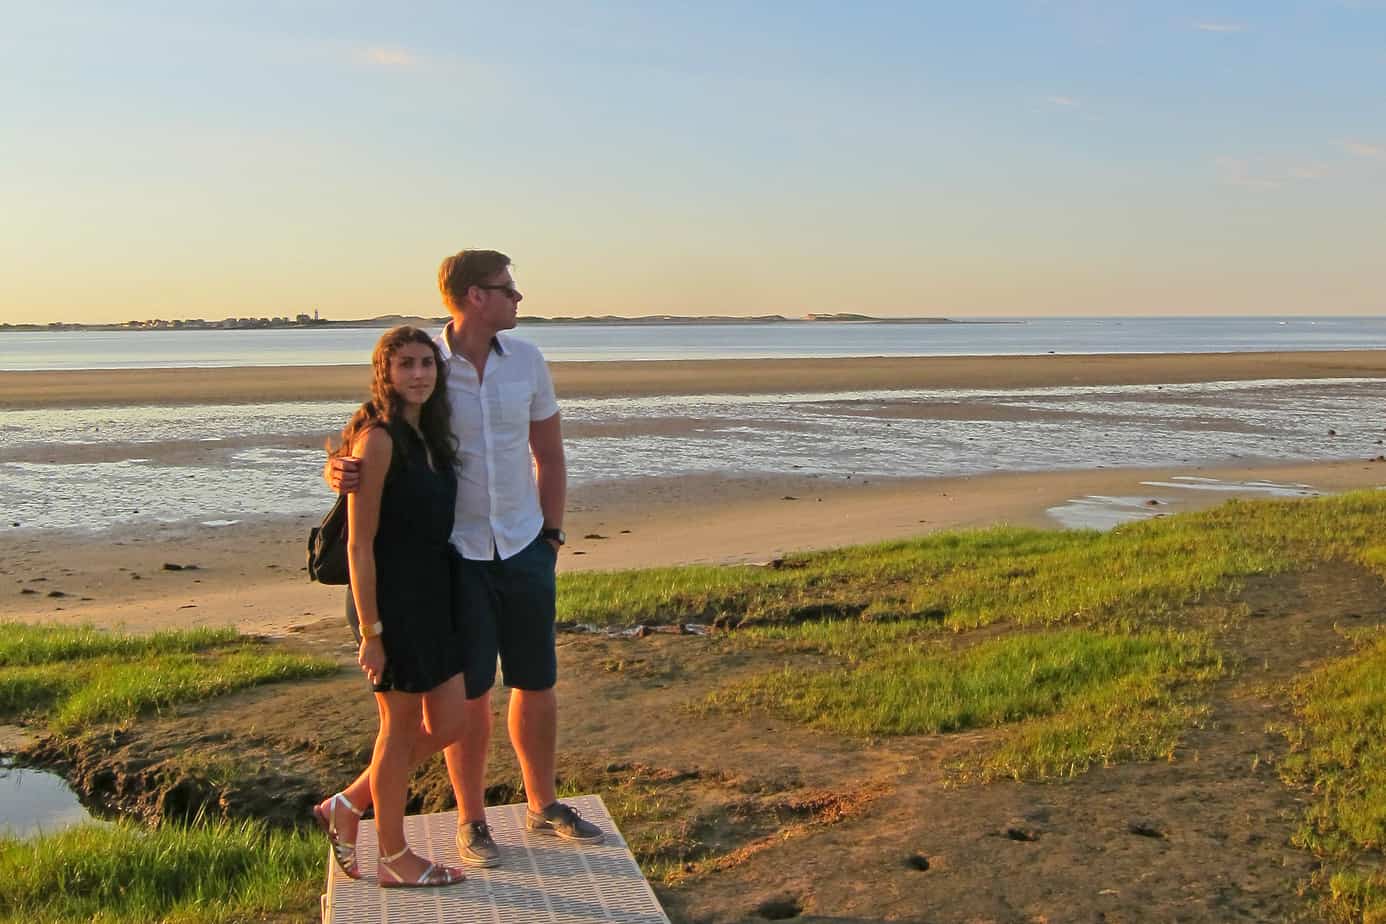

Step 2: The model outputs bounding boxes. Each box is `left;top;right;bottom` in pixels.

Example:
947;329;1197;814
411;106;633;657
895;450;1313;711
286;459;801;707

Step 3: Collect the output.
311;249;600;889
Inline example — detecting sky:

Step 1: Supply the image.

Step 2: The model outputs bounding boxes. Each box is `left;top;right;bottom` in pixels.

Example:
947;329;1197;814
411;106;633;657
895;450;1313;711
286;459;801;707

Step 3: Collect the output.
1;1;1383;324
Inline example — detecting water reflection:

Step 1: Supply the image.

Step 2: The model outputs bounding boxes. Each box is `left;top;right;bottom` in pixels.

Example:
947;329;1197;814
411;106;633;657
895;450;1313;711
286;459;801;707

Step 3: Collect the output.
4;378;1385;532
0;760;94;838
1045;478;1323;531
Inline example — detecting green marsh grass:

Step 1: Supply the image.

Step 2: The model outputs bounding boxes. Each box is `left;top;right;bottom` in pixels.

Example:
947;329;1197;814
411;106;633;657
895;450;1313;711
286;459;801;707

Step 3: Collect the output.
708;628;1218;738
1279;631;1386;922
561;492;1386;782
0;624;239;666
557;491;1386;632
0;818;320;924
0;623;336;732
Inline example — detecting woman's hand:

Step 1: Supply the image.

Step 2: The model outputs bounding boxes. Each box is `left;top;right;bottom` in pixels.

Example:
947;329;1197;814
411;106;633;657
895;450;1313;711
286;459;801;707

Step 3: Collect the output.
358;636;385;685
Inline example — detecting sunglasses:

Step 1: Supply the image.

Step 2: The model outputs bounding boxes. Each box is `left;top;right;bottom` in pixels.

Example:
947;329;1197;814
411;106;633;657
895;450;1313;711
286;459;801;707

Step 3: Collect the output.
474;283;521;300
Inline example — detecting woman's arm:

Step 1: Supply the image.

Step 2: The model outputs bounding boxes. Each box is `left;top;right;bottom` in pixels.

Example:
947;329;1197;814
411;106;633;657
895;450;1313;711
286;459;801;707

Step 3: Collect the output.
347;425;392;683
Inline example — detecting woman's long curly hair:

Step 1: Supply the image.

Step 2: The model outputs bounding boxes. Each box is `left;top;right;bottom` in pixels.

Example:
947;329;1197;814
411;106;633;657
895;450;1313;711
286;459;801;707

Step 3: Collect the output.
333;326;457;469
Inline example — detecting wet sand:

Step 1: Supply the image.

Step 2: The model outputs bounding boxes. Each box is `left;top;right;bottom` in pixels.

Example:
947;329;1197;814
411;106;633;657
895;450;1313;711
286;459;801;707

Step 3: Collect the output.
5;350;1384;634
6;349;1386;408
4;458;1383;636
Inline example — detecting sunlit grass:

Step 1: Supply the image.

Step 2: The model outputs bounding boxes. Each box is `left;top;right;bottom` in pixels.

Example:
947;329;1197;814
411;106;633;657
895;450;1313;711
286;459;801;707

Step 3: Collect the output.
557;491;1386;632
1279;630;1386;922
0;817;320;924
708;627;1218;737
0;624;239;667
0;624;336;732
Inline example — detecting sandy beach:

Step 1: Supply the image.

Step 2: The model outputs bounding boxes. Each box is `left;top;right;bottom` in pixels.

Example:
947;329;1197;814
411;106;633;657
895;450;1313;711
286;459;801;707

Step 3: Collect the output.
5;348;1385;632
4;457;1383;635
6;349;1386;408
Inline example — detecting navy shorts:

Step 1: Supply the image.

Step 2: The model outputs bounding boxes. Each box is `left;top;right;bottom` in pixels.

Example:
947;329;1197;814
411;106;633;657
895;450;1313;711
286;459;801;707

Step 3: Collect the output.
453;534;558;699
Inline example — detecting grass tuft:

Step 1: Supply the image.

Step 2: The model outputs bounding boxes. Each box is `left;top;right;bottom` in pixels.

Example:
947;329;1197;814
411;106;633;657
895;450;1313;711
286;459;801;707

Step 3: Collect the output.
0;624;336;733
1279;631;1386;922
0;624;239;666
0;817;320;924
50;651;337;732
708;628;1218;749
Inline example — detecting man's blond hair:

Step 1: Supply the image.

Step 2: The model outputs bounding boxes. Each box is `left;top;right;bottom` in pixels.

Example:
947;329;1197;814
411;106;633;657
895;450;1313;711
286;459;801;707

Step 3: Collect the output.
438;250;512;310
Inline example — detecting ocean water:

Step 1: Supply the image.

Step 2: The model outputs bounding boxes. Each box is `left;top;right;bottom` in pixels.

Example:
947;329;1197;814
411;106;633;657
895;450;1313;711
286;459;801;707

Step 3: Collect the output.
5;377;1384;533
3;316;1386;370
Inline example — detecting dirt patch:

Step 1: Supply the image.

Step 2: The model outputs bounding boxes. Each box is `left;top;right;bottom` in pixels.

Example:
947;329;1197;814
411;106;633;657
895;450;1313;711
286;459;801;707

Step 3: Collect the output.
14;563;1386;922
663;562;1386;923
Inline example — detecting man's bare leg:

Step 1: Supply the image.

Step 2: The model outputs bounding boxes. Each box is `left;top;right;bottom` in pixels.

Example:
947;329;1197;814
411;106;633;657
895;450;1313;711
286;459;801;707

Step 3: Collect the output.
454;691;494;822
510;687;557;811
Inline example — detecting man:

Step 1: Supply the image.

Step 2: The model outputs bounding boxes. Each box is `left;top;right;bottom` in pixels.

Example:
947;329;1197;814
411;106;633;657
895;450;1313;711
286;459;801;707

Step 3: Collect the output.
329;249;601;868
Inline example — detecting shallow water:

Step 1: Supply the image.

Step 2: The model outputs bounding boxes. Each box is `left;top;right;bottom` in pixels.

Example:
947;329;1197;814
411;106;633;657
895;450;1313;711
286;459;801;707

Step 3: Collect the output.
1045;478;1324;531
4;378;1384;533
7;316;1386;370
0;760;94;838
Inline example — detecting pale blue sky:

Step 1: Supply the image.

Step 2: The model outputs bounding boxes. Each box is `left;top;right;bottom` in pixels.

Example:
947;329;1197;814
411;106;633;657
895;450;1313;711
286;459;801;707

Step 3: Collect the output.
2;1;1383;323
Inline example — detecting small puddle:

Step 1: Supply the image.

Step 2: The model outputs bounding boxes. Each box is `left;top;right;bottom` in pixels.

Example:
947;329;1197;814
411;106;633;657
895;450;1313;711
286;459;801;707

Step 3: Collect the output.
0;759;95;838
1047;477;1321;531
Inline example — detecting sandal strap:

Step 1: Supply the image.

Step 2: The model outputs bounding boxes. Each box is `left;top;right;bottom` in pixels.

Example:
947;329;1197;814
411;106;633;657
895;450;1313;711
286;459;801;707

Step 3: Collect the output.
334;792;364;817
380;846;411;864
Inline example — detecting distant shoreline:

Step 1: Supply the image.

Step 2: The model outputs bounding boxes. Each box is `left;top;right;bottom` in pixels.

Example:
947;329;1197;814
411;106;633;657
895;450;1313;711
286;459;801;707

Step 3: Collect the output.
0;313;990;333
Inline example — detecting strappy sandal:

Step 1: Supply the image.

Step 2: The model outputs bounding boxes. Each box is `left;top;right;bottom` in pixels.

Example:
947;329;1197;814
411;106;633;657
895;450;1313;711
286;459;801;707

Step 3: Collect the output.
378;847;466;888
312;792;364;880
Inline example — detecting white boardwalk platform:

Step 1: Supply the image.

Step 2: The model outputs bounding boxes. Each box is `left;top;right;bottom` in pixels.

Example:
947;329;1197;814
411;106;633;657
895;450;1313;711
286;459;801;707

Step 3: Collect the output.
320;794;671;923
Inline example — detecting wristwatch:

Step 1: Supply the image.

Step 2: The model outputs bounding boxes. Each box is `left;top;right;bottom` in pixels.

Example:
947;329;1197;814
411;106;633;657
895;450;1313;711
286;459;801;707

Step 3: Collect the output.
541;527;566;546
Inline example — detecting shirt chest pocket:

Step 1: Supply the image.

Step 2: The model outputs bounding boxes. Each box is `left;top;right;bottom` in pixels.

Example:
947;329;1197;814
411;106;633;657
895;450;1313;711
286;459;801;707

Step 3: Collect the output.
487;382;531;426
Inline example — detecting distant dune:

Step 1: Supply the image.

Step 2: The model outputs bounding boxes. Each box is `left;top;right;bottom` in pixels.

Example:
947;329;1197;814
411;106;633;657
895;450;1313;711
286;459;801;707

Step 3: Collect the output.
3;313;973;332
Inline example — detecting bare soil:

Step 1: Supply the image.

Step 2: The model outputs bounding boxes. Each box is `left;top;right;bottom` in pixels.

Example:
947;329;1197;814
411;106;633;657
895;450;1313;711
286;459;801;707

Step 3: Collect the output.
19;562;1386;924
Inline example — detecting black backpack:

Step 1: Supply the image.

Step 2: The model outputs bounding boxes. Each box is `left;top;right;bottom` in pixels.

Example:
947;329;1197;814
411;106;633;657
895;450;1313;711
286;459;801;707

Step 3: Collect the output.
307;494;349;585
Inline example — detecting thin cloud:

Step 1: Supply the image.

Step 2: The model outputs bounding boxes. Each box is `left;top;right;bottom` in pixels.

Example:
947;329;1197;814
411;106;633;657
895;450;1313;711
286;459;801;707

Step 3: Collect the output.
1285;164;1330;180
1046;96;1080;107
1194;22;1247;32
1340;139;1385;159
361;46;418;68
1215;157;1280;189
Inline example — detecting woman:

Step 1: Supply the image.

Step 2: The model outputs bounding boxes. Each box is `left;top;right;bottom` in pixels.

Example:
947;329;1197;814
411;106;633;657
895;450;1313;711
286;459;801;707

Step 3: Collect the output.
312;326;467;888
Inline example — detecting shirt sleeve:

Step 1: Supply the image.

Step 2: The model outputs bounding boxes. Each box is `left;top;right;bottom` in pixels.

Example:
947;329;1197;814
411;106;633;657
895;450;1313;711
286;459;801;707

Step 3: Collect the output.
530;349;559;421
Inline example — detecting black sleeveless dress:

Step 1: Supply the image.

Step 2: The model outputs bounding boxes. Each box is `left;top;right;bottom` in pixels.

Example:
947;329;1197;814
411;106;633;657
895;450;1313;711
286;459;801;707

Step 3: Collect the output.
346;419;462;694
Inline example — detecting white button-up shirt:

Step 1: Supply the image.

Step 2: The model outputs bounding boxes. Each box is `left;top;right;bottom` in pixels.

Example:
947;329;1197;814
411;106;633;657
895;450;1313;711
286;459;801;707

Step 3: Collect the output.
436;328;559;561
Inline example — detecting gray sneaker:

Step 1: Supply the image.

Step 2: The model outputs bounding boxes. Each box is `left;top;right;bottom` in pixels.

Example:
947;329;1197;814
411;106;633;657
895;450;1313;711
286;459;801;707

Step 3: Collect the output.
456;820;501;868
526;802;605;844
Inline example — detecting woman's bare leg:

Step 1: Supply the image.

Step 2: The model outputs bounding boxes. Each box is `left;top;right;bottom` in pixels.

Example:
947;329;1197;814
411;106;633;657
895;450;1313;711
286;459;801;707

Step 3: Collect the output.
325;675;469;845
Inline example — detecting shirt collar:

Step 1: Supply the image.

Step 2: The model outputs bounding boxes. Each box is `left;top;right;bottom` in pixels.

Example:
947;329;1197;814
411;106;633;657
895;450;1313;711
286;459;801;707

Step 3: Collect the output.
438;322;505;361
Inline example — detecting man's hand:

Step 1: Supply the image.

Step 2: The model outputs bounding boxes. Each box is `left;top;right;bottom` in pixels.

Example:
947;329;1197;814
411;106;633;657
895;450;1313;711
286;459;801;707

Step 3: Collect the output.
324;456;361;494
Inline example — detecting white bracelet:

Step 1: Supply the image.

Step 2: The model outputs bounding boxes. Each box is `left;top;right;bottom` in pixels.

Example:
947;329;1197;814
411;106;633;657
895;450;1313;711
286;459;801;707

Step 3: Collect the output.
360;621;384;639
